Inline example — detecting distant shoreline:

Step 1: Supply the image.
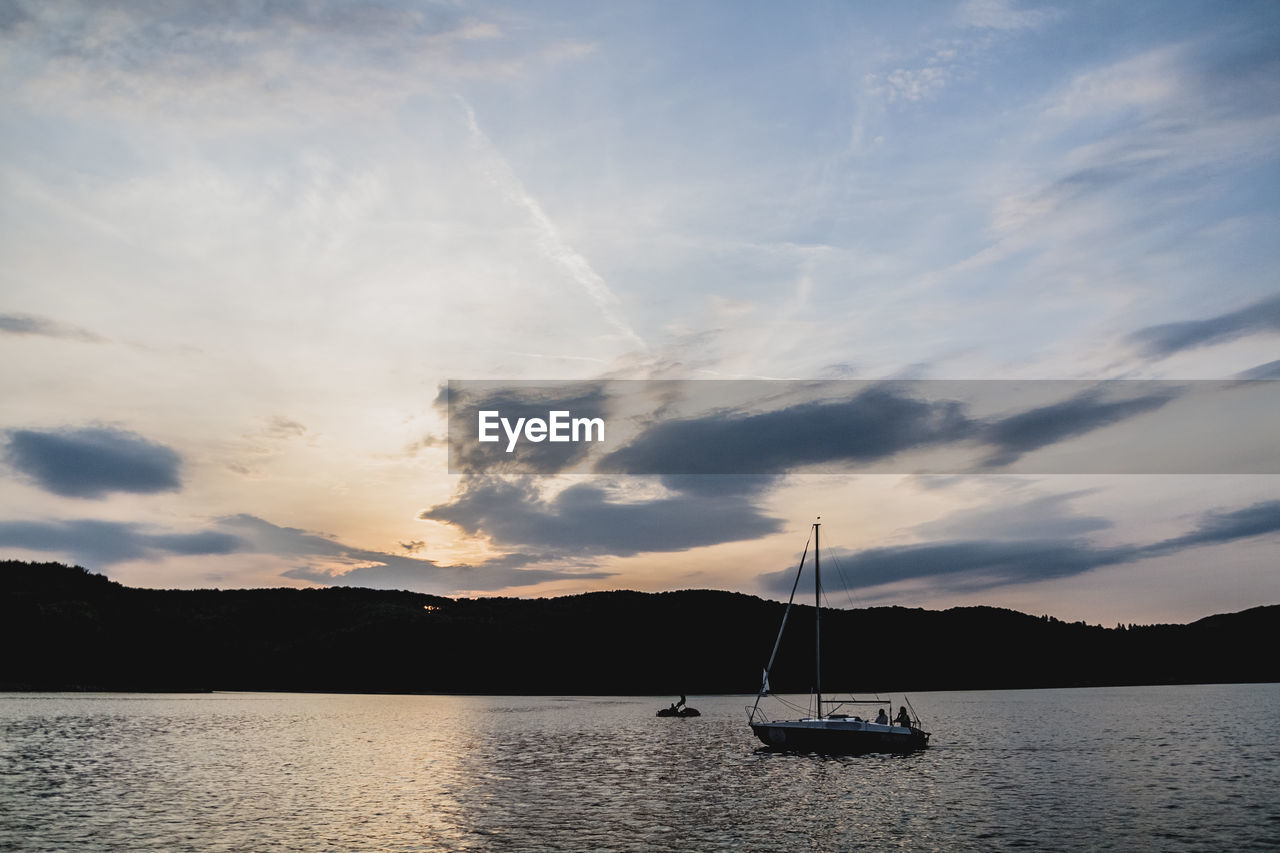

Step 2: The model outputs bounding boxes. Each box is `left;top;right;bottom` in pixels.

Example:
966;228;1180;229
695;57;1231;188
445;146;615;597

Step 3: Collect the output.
4;681;1279;698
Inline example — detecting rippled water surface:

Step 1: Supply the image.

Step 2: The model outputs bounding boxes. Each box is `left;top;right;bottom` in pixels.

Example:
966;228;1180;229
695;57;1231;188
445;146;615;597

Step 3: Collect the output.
2;685;1278;850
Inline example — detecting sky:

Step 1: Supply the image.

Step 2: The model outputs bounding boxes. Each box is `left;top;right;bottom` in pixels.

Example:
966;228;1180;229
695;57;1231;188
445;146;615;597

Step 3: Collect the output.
1;0;1278;625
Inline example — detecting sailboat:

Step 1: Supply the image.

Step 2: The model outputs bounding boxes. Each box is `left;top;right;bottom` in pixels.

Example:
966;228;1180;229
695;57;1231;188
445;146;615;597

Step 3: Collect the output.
748;519;930;754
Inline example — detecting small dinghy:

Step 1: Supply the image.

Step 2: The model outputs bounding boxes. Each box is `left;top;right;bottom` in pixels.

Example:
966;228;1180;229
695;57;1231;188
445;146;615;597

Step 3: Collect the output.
657;695;700;717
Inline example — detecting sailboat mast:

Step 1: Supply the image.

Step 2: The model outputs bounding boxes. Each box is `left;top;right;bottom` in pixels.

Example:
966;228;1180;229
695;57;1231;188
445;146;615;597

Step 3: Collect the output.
814;519;821;719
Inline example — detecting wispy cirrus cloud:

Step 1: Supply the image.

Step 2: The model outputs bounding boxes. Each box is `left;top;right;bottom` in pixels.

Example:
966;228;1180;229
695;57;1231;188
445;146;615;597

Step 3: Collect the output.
869;66;954;104
1;0;590;123
964;38;1280;359
912;489;1111;541
956;0;1061;32
457;98;646;353
865;0;1060;105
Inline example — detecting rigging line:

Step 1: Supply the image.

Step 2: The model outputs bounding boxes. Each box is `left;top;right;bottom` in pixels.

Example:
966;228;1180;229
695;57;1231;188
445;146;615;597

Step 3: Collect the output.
815;555;840;613
904;695;923;728
751;526;814;719
821;532;858;612
772;695;810;715
814;532;855;612
824;543;853;610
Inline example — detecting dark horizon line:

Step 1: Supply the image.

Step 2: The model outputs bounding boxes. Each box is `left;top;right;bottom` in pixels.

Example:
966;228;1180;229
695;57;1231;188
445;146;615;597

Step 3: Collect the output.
15;557;1277;631
4;680;1278;698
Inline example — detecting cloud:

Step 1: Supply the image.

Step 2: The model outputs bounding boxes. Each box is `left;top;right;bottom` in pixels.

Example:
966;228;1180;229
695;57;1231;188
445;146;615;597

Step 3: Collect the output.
0;510;606;593
597;385;976;475
756;538;1137;597
957;0;1061;31
0;313;104;342
758;498;1280;598
430;381;1195;567
1236;360;1280;380
1130;292;1280;359
1156;499;1280;551
0;518;241;566
261;416;306;440
279;557;609;594
913;489;1111;541
865;0;1060;107
655;474;783;498
975;38;1280;319
3;1;589;124
4;426;182;498
979;388;1176;466
447;380;1272;478
218;514;613;594
871;66;952;103
420;475;783;557
595;382;1182;475
0;2;32;32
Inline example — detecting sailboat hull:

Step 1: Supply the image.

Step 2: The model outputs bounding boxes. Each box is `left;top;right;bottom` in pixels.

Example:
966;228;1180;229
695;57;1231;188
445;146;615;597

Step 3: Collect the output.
751;719;929;754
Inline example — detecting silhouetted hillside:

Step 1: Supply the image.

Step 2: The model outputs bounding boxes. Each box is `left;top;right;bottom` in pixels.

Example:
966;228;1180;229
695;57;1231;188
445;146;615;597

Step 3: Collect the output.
2;560;1277;693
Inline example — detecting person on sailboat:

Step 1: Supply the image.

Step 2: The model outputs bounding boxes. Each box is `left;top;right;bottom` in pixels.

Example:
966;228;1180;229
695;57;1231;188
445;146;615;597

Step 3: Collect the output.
895;706;911;728
875;708;888;724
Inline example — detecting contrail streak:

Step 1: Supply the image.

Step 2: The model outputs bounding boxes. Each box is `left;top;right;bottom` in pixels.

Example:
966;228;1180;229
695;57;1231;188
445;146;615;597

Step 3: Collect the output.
456;96;648;354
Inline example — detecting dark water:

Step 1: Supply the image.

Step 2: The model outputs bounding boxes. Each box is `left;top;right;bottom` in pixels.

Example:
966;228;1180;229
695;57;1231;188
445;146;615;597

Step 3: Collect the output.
1;684;1277;851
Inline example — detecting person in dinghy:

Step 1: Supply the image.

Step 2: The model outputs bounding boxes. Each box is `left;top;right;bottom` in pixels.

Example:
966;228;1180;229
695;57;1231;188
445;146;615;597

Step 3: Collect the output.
657;694;700;717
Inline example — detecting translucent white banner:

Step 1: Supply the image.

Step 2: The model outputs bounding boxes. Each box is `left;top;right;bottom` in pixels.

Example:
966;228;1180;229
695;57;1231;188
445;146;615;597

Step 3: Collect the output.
445;380;1279;475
